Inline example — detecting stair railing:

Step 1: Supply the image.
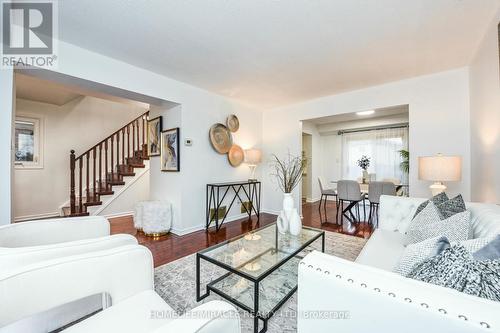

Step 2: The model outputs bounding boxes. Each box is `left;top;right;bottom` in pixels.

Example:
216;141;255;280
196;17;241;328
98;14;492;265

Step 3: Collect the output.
69;111;150;215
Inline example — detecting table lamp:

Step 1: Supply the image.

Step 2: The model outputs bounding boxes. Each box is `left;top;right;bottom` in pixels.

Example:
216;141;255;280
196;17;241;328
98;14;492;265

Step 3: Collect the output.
244;149;262;182
418;154;462;196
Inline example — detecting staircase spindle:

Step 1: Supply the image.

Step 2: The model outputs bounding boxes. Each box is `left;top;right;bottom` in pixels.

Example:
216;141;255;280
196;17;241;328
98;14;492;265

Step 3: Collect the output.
122;129;125;166
111;135;114;181
70;150;76;214
116;132;120;173
127;125;131;163
99;144;102;193
132;121;136;155
105;140;108;191
79;158;83;213
142;116;145;149
93;148;96;199
136;119;140;155
86;153;90;201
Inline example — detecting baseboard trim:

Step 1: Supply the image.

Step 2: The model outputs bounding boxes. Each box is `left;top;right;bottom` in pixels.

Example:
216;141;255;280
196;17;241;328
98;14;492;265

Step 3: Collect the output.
103;211;134;219
14;212;60;222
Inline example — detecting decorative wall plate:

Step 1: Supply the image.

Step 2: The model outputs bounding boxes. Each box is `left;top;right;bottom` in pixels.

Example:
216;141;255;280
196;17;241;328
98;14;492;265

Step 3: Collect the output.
209;123;233;154
226;114;240;132
228;144;244;167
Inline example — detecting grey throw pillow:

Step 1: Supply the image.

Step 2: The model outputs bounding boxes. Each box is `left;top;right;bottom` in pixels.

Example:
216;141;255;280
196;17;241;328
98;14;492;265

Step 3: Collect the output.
408;245;500;302
404;202;470;245
394;236;450;276
412;192;449;219
435;194;466;219
453;236;498;253
474;235;500;261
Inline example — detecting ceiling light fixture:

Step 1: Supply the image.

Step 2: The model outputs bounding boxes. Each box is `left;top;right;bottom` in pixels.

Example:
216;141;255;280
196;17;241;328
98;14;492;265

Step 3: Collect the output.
356;110;375;116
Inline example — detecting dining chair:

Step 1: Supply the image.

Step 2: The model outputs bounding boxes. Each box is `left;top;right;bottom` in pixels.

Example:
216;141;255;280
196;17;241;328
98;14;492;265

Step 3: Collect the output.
318;177;338;223
382;178;404;195
367;181;396;227
337;180;365;225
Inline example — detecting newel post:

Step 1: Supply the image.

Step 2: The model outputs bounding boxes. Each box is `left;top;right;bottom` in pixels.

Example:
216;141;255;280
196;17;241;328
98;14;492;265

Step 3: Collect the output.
70;150;76;214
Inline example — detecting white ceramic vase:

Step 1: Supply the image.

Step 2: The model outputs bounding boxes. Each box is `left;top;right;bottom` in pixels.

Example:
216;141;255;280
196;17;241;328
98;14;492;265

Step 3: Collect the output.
288;209;302;236
276;210;289;234
277;193;302;236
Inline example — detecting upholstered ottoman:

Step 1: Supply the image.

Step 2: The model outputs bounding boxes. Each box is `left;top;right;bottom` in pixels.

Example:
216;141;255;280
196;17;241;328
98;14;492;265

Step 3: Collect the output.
134;201;172;237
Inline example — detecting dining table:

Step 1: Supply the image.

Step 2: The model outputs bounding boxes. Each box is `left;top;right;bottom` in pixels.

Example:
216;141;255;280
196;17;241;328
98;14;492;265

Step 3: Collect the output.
330;180;408;194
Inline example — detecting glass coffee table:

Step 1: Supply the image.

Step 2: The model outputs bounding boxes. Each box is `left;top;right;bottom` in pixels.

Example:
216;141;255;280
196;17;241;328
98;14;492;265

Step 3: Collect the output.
196;223;325;333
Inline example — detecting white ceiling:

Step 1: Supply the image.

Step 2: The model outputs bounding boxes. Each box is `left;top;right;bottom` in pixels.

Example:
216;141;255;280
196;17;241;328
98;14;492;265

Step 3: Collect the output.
16;73;82;106
15;73;151;108
306;105;409;124
58;0;500;109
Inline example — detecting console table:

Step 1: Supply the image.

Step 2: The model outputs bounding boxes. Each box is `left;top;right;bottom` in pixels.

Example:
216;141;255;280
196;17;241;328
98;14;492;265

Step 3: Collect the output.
206;181;261;231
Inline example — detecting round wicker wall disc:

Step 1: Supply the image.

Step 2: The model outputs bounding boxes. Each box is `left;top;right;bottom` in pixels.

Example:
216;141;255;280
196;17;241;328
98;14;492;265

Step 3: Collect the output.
228;144;244;167
226;114;240;132
209;123;233;154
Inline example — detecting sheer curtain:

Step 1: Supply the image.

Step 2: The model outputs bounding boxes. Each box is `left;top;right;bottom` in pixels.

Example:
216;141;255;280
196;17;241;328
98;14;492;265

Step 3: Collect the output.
341;127;408;183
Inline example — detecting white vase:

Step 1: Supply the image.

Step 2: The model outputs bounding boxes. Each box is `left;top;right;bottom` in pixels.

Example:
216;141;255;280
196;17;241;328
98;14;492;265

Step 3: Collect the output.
288;209;302;236
362;170;369;183
276;210;289;234
283;193;294;211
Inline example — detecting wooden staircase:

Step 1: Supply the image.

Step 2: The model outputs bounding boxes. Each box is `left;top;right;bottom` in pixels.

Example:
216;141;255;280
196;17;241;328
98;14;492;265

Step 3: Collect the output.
65;111;150;217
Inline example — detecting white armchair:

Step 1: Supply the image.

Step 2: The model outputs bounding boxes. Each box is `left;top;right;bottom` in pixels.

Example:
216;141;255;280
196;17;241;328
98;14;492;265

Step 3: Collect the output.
0;216;110;249
0;216;139;331
0;245;240;333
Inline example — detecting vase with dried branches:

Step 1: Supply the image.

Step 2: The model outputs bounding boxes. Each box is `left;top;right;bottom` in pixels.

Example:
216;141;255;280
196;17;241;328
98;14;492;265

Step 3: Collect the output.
271;153;307;235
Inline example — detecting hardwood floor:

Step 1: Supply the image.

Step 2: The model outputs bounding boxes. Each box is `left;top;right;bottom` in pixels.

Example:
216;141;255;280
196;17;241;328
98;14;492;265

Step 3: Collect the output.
109;200;373;267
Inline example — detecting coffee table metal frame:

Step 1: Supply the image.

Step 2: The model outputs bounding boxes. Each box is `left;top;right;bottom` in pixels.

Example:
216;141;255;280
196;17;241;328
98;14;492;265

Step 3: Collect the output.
196;223;325;333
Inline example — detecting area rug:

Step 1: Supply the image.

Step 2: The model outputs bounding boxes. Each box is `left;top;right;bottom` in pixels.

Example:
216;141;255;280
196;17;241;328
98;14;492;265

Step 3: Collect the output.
154;231;367;333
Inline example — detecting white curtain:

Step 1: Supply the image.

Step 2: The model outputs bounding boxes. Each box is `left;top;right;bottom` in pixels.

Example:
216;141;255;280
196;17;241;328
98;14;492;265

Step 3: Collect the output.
341;127;408;183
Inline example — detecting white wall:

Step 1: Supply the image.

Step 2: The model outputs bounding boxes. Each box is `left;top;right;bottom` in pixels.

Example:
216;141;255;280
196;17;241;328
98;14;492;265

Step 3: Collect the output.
263;68;471;214
0;69;15;225
301;133;312;199
13;97;147;221
301;122;322;201
469;10;500;203
17;40;264;234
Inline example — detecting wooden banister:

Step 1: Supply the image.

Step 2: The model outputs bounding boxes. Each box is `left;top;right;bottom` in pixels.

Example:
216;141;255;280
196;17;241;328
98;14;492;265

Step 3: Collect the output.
69;111;149;215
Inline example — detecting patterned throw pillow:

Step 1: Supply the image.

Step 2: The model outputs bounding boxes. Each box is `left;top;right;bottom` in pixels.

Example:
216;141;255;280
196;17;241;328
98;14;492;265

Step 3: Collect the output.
408;245;500;302
412;192;449;219
474;235;500;260
454;236;497;253
404;202;470;245
394;236;450;276
435;194;466;219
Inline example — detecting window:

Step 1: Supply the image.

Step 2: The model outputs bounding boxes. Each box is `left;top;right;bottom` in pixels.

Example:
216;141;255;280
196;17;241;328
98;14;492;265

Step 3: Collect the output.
341;127;408;183
15;116;43;169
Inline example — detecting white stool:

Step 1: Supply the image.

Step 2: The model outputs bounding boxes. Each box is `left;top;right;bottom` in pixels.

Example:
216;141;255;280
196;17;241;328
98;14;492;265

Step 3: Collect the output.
134;201;172;237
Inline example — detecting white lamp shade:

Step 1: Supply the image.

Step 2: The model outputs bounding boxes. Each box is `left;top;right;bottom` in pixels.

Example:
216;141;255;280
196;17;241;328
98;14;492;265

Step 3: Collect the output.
418;155;462;182
244;149;262;165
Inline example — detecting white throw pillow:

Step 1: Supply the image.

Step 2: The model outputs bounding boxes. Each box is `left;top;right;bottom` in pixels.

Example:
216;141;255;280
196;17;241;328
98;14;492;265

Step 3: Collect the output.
404;202;470;245
394;236;450;276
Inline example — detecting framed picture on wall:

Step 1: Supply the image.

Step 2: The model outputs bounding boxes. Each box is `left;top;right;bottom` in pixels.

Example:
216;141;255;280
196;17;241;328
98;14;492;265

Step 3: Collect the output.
147;116;162;157
161;127;180;172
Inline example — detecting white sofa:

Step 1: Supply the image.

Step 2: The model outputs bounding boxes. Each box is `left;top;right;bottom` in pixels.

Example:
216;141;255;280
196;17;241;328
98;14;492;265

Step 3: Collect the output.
0;245;240;333
298;195;500;333
0;216;138;332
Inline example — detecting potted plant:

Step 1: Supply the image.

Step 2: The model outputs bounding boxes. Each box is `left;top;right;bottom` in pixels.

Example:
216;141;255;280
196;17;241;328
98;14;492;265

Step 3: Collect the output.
271;153;307;235
357;155;371;183
399;149;409;174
